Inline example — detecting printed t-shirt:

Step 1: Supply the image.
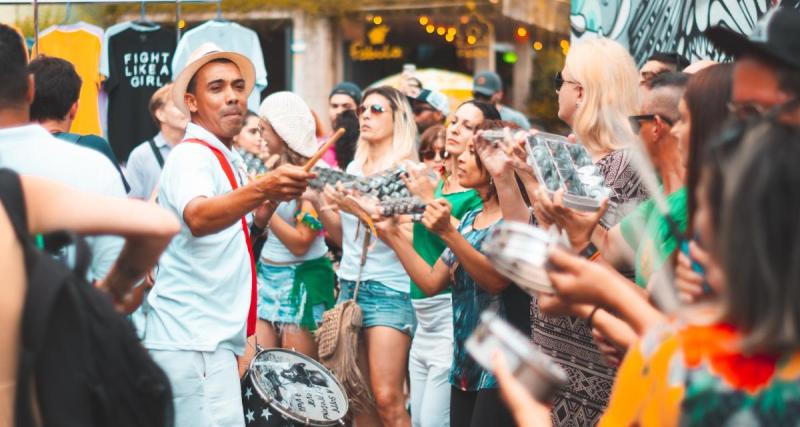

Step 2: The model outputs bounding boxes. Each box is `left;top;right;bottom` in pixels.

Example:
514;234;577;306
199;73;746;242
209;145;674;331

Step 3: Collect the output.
441;209;531;391
172;20;267;111
103;25;175;162
143;122;252;355
34;23;103;136
410;180;482;299
620;187;688;288
600;322;800;426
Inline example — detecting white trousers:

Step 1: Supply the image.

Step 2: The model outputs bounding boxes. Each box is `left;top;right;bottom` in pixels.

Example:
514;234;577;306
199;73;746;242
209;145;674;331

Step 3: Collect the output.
150;348;245;427
409;293;454;427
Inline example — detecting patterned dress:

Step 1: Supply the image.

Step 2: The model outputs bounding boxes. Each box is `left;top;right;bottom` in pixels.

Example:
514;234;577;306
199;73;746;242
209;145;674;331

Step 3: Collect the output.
600;322;800;426
532;148;649;426
442;209;532;391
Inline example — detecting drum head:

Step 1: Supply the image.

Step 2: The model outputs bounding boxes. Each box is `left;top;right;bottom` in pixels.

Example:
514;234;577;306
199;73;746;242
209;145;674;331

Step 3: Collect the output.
247;348;349;426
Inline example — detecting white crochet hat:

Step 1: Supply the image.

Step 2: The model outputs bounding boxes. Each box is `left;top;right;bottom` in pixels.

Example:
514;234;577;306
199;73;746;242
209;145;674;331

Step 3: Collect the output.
258;91;317;158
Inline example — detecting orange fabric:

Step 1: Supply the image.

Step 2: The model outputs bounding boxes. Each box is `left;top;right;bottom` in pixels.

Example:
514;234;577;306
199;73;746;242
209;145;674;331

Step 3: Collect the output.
33;28;103;136
679;323;779;394
599;326;683;427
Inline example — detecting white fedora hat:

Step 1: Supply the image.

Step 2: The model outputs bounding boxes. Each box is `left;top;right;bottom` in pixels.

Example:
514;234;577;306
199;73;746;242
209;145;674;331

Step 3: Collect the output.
172;42;256;115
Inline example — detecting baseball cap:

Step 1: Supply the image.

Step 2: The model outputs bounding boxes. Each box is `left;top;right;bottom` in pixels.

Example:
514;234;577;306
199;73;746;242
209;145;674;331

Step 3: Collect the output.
473;71;503;97
705;7;800;70
410;89;450;116
172;43;256;115
329;81;362;105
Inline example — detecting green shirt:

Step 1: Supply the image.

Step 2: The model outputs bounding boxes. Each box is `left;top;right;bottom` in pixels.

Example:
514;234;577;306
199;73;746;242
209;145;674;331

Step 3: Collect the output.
620;187;688;288
410;180;483;299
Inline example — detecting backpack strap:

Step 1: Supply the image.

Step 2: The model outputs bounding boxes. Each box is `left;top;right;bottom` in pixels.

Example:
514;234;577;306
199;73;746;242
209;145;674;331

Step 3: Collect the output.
54;132;82;144
147;139;165;169
0;169;30;243
0;169;76;427
185;138;257;337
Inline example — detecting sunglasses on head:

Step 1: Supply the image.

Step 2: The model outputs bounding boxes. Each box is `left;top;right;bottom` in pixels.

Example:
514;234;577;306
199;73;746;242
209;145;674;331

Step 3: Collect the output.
357;104;388;116
628;114;674;133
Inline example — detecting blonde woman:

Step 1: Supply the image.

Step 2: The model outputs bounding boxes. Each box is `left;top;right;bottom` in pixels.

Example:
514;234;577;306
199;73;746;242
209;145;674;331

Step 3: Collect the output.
315;86;418;427
545;38;648;225
526;38;649;427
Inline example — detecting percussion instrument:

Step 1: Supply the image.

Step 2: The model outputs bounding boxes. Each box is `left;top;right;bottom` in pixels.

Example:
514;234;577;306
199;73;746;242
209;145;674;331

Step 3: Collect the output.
467;311;569;403
482;221;568;295
527;132;612;212
241;348;349;426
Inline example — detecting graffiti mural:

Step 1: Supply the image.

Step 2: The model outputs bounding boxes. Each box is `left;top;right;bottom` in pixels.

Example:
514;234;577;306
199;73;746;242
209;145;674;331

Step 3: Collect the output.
570;0;800;64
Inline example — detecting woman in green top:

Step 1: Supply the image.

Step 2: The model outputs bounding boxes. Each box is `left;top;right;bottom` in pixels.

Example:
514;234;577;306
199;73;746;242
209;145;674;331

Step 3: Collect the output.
403;100;499;427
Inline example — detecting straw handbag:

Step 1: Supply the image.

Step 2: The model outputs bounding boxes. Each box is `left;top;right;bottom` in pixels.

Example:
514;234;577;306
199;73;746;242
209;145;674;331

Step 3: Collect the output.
316;227;375;414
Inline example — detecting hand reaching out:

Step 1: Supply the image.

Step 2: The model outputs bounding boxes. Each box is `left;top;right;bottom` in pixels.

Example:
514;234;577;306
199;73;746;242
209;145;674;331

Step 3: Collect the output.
401;166;438;203
421;199;455;236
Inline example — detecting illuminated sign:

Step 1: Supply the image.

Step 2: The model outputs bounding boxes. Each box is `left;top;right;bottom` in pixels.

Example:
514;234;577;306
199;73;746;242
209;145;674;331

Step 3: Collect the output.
350;24;404;61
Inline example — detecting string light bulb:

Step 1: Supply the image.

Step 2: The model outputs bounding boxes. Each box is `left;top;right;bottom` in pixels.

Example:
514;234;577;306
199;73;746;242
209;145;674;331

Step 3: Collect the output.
533;41;543;51
437;26;446;36
426;24;435;34
373;16;383;25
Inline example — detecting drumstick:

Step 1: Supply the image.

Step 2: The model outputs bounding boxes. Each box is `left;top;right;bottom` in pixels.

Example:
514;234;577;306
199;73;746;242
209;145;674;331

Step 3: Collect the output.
303;128;345;171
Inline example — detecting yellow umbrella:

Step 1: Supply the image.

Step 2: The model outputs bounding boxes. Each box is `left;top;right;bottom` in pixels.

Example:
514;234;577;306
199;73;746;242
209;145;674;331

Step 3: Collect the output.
369;68;474;110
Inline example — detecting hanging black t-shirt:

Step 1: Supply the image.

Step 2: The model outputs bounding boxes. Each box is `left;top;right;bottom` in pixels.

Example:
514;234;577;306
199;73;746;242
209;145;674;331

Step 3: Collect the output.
105;26;175;162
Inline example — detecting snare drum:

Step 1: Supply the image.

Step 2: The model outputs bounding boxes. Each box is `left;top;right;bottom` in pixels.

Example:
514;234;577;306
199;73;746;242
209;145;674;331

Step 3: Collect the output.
482;222;564;295
241;348;349;426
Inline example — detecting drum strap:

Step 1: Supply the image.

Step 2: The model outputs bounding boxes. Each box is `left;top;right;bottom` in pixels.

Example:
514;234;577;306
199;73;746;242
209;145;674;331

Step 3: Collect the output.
186;138;257;337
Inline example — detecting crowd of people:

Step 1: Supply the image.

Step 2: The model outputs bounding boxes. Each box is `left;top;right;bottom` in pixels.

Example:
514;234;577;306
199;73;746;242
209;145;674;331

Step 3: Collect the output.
2;5;800;427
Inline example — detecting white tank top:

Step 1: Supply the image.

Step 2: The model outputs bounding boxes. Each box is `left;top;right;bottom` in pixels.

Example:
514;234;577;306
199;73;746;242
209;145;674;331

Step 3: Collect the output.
259;200;328;264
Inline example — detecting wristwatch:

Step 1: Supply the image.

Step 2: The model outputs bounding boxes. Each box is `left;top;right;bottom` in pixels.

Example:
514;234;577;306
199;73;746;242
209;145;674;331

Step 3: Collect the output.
578;242;599;260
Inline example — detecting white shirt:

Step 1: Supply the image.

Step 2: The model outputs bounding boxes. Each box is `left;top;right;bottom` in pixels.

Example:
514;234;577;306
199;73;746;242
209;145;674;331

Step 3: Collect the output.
259;199;328;264
126;132;174;199
0;123;126;281
337;162;410;293
144;122;252;355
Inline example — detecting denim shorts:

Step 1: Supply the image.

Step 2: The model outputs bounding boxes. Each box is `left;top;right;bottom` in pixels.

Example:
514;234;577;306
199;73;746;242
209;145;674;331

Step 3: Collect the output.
257;263;305;324
337;279;416;336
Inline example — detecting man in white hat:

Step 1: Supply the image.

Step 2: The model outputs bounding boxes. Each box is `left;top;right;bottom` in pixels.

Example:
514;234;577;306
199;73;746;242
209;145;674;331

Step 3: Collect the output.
141;43;313;427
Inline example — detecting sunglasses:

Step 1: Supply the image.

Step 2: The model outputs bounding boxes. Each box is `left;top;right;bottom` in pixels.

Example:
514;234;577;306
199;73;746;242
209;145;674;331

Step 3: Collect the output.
554;71;580;92
413;105;437;115
420;148;446;161
628;114;674;133
357;104;388;116
472;92;492;102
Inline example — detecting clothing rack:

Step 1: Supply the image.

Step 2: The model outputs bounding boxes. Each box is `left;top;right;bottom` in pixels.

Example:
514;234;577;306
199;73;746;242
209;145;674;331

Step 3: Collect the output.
2;0;219;54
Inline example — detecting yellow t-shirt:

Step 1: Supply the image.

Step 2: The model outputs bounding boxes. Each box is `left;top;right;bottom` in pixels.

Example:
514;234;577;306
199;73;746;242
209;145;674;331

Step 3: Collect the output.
33;25;103;136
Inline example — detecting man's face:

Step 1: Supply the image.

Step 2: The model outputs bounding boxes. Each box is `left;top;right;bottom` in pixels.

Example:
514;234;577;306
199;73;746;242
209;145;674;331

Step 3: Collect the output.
730;57;793;118
185;61;247;140
412;101;443;133
639;60;672;87
158;98;189;132
328;94;357;127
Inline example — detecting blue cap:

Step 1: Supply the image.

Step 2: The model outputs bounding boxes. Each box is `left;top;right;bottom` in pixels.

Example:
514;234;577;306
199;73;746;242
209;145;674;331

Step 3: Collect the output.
329;81;363;104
